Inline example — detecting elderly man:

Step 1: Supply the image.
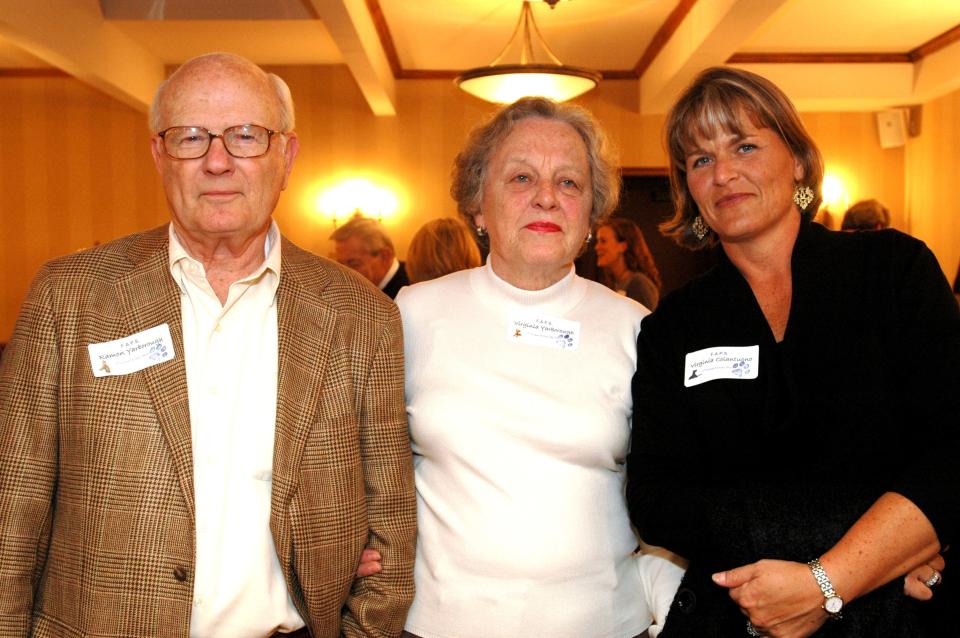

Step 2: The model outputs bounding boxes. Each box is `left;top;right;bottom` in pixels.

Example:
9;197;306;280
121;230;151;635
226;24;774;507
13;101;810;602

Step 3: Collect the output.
331;215;409;299
0;53;415;637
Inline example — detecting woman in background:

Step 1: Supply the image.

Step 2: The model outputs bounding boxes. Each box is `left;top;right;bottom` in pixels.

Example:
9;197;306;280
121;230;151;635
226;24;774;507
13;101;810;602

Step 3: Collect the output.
406;217;482;284
627;66;958;637
595;217;662;310
397;96;683;638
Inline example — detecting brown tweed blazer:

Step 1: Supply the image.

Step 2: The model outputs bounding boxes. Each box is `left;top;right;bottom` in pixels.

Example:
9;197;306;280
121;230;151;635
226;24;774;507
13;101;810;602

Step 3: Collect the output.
0;225;416;637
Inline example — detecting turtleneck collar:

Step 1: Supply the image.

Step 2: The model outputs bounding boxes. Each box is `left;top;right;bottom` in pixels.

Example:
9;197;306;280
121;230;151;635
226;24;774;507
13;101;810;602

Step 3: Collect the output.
471;258;587;316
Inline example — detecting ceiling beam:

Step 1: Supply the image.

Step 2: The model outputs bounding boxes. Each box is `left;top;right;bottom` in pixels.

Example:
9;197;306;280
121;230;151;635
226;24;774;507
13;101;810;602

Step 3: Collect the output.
305;0;397;116
639;0;789;114
0;0;163;113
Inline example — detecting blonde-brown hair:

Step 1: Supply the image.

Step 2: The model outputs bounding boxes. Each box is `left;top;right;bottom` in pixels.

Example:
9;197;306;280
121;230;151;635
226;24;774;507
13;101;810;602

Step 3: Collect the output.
406;218;482;284
661;66;824;249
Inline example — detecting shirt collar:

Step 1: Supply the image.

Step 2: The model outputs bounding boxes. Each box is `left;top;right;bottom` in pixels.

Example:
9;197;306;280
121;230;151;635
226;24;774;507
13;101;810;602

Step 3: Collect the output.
378;257;400;290
168;221;282;295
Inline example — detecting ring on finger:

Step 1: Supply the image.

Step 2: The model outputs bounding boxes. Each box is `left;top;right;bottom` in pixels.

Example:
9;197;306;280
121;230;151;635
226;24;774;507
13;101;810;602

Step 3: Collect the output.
925;568;942;588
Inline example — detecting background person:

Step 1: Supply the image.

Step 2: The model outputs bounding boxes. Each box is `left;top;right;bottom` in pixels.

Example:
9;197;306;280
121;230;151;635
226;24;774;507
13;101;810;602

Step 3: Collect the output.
0;52;415;638
841;198;891;231
405;217;482;284
397;96;684;638
627;66;959;637
331;213;409;298
595;217;662;310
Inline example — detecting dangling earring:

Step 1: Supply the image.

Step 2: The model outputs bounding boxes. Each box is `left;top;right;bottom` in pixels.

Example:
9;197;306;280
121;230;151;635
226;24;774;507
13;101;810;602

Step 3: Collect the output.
793;185;815;211
585;231;593;244
475;225;486;237
691;215;710;241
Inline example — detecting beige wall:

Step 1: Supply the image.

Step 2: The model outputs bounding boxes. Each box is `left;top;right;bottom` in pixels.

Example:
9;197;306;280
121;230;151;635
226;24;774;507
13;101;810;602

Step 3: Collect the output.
906;88;960;282
1;66;957;340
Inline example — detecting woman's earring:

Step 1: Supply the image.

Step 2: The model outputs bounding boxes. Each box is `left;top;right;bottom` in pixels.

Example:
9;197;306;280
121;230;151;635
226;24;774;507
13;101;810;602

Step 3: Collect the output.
475;225;486;237
585;231;593;244
793;185;815;211
691;215;710;241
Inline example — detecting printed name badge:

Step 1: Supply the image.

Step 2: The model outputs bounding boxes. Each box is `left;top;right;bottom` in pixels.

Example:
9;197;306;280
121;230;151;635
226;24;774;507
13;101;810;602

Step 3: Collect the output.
87;324;176;377
509;314;581;351
684;345;759;387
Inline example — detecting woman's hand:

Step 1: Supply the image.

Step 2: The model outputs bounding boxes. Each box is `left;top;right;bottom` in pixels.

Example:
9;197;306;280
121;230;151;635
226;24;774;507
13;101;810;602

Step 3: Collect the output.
356;548;383;577
903;553;945;601
713;559;829;638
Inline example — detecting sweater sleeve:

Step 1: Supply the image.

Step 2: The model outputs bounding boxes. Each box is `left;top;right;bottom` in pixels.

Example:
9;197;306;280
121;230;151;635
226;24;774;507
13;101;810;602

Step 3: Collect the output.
885;240;960;545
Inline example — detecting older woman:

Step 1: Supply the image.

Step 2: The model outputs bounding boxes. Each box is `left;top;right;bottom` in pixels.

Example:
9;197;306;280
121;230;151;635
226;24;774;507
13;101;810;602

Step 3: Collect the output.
595;217;662;310
396;97;684;638
626;67;960;637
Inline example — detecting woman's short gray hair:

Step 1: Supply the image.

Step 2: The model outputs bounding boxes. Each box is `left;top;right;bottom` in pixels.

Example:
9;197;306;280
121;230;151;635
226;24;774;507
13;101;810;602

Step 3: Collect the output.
148;52;295;133
661;66;824;249
451;96;621;228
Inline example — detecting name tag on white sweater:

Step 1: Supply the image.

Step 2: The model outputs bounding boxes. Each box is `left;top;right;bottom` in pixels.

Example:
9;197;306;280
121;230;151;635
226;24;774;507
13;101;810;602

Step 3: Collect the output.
88;323;176;377
684;345;758;387
509;315;580;351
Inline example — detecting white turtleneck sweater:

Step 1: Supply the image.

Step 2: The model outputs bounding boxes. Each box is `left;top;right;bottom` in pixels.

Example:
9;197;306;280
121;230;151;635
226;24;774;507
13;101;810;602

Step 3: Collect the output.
396;261;683;638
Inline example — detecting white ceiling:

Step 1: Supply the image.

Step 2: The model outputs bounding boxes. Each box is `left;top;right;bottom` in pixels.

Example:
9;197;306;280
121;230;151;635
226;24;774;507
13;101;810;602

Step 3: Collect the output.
1;0;958;115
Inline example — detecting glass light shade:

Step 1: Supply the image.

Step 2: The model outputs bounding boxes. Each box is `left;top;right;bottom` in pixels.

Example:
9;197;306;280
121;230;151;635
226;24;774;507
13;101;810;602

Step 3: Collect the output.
456;64;600;104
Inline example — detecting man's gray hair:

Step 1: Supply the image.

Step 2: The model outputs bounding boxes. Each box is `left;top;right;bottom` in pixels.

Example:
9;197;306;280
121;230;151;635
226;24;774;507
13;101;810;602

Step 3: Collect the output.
329;214;395;254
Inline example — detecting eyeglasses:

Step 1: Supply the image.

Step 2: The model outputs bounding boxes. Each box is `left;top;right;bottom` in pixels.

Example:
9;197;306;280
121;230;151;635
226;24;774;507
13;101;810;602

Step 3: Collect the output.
157;124;280;159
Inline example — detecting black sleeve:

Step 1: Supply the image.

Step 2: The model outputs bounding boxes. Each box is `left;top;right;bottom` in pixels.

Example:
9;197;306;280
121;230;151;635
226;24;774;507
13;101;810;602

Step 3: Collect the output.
886;240;960;545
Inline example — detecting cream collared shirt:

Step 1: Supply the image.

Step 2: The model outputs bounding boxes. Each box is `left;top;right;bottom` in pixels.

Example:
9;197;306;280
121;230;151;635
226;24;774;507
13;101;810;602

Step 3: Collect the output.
169;223;304;638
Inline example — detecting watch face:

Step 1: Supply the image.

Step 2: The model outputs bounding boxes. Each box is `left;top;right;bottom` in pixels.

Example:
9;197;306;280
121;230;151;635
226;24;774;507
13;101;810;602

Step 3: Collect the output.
825;596;843;614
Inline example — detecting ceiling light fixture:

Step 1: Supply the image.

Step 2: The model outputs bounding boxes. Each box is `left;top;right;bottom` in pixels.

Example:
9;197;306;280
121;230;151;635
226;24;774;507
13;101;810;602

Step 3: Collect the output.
455;0;601;104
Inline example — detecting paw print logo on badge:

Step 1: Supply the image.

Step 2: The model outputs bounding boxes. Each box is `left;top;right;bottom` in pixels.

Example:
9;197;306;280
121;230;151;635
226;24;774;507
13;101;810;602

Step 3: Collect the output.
149;343;169;362
731;360;750;377
555;333;574;349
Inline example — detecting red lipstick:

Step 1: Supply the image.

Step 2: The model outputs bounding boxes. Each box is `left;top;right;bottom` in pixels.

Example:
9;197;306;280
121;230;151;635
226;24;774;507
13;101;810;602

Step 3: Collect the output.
524;221;562;232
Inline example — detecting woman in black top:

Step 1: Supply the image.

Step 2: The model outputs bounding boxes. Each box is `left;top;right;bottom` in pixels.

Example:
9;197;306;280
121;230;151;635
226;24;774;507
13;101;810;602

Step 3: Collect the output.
626;67;960;637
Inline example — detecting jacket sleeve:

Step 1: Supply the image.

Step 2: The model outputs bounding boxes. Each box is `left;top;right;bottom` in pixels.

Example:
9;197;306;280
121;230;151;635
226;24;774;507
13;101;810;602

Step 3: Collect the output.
341;306;417;637
626;310;713;561
886;241;960;544
0;267;59;635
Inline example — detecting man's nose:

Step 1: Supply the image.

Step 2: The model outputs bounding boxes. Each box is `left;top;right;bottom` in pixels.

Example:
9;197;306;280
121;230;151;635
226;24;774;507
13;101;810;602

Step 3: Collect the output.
202;136;234;172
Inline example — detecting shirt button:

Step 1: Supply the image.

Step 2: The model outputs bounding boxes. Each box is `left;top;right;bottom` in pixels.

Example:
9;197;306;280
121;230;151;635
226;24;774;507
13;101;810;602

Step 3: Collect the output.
173;566;189;582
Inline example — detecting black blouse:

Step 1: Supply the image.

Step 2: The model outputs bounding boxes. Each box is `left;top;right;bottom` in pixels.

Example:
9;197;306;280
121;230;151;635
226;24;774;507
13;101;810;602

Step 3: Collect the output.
627;221;960;636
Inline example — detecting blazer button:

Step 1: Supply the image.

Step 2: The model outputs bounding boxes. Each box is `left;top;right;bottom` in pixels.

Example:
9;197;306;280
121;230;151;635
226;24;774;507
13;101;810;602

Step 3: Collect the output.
674;587;697;614
173;566;189;582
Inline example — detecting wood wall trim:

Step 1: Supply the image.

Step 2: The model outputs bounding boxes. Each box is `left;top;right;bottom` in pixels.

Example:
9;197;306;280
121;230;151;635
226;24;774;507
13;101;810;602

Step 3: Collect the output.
366;0;403;77
634;0;698;77
909;24;960;62
622;166;669;177
0;68;68;78
727;52;911;64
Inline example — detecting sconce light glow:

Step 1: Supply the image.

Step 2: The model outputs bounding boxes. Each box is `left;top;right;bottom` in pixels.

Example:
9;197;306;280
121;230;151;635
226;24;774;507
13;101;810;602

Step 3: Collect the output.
821;173;850;213
314;177;400;226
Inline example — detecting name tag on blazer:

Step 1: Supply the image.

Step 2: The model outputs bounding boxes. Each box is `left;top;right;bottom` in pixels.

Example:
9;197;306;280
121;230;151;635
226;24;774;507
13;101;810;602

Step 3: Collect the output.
87;323;176;377
684;345;758;387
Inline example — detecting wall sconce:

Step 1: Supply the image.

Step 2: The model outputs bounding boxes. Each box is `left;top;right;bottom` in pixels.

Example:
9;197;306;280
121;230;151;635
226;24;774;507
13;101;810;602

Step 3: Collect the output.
314;177;401;227
818;172;852;229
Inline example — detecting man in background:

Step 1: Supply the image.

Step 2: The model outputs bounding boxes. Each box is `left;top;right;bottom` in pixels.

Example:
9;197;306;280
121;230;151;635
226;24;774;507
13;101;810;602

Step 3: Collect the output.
0;52;415;638
331;214;409;299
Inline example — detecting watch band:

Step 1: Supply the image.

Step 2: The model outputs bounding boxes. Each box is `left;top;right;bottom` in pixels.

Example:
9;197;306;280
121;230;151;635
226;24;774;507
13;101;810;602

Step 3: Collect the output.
808;558;843;618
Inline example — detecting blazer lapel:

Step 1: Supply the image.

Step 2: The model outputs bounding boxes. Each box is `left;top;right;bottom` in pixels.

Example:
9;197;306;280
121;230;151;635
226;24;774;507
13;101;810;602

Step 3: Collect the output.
115;230;195;520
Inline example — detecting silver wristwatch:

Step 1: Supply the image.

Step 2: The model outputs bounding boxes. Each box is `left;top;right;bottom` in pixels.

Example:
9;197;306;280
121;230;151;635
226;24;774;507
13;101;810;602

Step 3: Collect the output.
808;558;843;619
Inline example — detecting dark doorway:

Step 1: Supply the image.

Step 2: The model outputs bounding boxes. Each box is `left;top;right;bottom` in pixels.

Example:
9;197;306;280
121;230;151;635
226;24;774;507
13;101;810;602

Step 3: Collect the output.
578;174;718;296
